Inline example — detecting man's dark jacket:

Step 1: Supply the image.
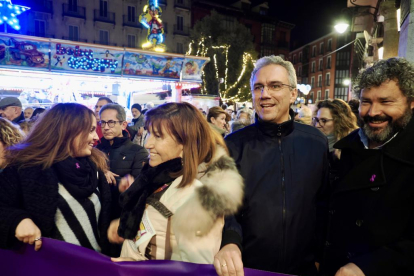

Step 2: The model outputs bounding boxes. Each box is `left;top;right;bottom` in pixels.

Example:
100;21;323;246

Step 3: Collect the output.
223;111;329;275
321;117;414;276
96;130;148;219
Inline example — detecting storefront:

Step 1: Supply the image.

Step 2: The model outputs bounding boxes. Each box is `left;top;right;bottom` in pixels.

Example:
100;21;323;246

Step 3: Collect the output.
0;33;213;118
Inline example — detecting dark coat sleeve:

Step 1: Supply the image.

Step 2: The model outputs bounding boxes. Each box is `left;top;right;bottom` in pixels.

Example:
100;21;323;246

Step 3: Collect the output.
351;218;414;276
220;138;243;250
0;167;32;249
130;147;148;178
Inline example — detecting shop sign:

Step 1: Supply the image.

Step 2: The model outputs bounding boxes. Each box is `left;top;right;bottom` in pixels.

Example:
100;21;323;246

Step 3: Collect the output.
123;52;183;80
181;58;208;82
51;42;123;75
0;35;49;70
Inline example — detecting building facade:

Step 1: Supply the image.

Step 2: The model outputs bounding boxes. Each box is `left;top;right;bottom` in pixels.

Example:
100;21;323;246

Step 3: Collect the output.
191;0;294;58
14;0;191;54
290;32;353;102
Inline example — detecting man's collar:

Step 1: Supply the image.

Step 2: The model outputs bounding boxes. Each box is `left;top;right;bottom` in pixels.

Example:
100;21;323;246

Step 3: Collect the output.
358;128;399;150
255;109;295;138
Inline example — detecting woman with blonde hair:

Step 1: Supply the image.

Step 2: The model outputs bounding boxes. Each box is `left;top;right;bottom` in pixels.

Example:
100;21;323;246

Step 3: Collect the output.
207;106;231;136
0;103;112;255
109;102;243;264
0;117;24;169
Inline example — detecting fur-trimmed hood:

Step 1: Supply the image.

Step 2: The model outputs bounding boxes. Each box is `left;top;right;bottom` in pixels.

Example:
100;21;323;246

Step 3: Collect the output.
172;146;244;237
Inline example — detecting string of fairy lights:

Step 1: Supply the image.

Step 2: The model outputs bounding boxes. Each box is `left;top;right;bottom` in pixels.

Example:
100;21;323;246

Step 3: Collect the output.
187;38;254;101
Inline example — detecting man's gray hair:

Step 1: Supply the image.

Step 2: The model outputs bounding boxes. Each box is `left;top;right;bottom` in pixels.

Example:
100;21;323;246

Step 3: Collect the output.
250;55;297;91
99;103;126;121
353;57;414;100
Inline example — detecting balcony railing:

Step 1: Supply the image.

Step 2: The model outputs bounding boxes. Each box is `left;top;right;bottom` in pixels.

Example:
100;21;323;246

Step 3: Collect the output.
326;64;331;69
319;67;323;71
94;10;115;24
174;0;191;10
173;25;190;36
26;31;55;38
62;4;86;19
326;80;331;86
123;15;141;28
319;48;324;55
30;0;53;14
62;36;88;43
318;82;322;87
93;40;117;46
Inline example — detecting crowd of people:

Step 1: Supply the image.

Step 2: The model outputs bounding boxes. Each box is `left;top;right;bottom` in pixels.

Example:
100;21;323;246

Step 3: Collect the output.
0;55;413;276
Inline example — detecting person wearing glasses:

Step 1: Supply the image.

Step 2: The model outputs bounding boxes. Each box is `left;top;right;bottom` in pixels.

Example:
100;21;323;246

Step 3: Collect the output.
96;104;148;221
312;99;358;156
214;55;329;276
0;97;25;125
0;103;112;255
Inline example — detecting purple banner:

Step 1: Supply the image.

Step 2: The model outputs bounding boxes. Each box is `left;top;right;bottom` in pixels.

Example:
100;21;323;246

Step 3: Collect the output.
0;238;292;276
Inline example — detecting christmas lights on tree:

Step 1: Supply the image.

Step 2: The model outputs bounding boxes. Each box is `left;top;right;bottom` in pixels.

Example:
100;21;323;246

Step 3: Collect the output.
0;0;30;31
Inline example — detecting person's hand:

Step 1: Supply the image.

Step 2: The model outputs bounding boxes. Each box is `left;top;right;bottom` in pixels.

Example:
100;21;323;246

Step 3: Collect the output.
15;218;42;251
111;257;136;262
214;244;244;276
105;171;119;185
335;263;365;276
119;174;135;193
107;219;124;244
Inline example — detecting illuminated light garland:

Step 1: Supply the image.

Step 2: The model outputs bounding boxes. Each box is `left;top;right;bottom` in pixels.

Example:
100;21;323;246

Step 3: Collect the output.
67;49;118;73
0;0;30;31
186;41;193;55
213;53;219;80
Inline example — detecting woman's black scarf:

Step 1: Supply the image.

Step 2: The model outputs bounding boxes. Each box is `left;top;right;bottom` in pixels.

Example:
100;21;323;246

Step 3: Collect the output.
53;157;98;199
118;158;183;240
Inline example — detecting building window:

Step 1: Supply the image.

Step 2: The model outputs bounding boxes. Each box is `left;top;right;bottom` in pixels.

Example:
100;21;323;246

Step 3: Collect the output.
100;0;108;17
327;56;331;69
293;55;296;64
299;52;302;62
261;23;275;43
312;46;316;57
127;34;136;48
127;6;136;22
336;51;351;67
317;90;321;101
334;87;348;100
69;0;78;11
335;69;350;85
69;25;79;41
311;76;315;88
318;75;322;87
298;66;302;77
326;73;330;86
319;59;323;71
176;16;184;31
310;92;314;102
325;89;329;99
177;43;184;54
34;20;46;37
327;39;332;51
99;30;109;45
311;61;315;73
320;42;324;54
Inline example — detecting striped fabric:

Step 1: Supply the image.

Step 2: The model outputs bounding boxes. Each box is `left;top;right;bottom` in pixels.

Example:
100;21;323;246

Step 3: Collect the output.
53;183;102;252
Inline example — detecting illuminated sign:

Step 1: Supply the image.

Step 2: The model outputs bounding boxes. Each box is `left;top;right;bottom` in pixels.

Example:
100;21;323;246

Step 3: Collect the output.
0;0;30;31
139;0;165;52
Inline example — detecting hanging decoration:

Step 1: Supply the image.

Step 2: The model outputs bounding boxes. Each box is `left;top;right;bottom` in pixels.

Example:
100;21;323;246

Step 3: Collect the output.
0;0;30;31
139;0;165;52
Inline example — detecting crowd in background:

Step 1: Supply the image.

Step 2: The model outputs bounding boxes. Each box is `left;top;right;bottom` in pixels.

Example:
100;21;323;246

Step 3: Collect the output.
1;55;414;276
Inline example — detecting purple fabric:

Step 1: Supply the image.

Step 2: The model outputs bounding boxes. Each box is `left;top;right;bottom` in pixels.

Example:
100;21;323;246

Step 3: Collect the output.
0;238;293;276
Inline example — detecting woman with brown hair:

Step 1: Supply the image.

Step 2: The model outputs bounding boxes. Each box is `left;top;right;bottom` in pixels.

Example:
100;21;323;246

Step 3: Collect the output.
109;102;243;264
313;99;359;155
207;106;231;136
0;103;112;255
0;117;24;170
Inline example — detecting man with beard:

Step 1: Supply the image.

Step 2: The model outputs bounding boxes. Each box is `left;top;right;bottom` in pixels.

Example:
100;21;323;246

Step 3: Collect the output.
321;57;414;276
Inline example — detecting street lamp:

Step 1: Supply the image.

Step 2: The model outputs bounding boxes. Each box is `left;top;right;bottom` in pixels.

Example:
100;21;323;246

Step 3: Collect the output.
334;23;349;34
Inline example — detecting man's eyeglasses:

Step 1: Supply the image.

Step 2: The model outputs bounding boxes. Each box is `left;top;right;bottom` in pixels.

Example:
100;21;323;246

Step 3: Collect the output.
99;120;123;128
312;117;333;126
253;83;295;93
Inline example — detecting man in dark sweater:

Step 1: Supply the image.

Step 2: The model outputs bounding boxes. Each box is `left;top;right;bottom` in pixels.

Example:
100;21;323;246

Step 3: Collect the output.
96;103;148;220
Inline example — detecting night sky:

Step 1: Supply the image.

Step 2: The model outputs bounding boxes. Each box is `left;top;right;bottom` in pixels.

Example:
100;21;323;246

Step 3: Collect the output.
267;0;348;49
